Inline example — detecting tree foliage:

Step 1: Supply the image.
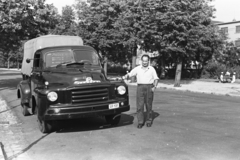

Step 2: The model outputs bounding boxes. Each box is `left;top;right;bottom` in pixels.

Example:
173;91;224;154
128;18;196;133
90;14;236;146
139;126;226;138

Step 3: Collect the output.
0;0;226;83
214;42;240;68
0;0;59;65
50;5;77;35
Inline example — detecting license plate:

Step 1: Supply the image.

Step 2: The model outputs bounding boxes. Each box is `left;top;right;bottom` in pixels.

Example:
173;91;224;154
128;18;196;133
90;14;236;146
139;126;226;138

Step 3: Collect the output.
109;103;119;109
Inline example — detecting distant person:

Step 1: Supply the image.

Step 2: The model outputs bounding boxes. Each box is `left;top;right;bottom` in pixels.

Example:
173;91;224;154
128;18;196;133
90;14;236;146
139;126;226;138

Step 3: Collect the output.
220;72;224;82
231;72;236;83
224;71;231;82
225;71;230;76
122;55;159;129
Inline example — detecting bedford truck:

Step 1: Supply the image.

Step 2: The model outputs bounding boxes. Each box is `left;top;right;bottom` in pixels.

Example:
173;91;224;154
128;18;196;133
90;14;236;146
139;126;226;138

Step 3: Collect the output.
17;35;130;133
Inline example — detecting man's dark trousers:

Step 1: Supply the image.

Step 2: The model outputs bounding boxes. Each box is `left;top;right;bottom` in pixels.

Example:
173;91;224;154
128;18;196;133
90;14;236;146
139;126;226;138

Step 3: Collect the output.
136;84;154;125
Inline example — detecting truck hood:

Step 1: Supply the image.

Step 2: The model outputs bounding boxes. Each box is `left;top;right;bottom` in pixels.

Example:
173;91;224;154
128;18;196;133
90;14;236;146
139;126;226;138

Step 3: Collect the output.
41;66;107;88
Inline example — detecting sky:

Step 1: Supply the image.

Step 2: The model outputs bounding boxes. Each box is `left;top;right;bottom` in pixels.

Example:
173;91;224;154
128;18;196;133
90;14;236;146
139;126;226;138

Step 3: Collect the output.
45;0;76;14
45;0;240;23
210;0;240;22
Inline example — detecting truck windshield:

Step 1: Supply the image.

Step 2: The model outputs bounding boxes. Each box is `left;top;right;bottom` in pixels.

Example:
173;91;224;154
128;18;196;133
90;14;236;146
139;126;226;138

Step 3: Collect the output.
45;50;74;67
44;49;100;67
73;49;100;65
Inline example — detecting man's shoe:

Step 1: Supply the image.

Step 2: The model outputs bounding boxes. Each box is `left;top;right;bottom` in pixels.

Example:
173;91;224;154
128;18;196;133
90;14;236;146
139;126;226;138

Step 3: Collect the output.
146;123;152;127
137;124;144;129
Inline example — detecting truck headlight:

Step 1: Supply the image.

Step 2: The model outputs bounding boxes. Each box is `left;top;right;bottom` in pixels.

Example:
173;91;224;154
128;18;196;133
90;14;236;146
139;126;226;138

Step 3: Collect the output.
117;86;126;95
47;92;58;102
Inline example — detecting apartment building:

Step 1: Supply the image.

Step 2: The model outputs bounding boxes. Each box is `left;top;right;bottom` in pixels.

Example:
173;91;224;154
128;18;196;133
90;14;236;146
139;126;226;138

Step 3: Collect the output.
217;21;240;47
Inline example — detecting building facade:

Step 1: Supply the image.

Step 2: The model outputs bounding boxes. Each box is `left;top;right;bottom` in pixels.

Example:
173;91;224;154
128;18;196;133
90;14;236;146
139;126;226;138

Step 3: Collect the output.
217;21;240;47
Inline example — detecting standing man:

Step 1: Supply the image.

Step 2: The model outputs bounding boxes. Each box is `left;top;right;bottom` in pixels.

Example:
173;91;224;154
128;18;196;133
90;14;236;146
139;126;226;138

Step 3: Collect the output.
122;55;159;129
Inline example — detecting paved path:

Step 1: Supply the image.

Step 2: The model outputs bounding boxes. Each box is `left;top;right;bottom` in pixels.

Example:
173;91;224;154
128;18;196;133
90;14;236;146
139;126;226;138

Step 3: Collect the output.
0;69;30;160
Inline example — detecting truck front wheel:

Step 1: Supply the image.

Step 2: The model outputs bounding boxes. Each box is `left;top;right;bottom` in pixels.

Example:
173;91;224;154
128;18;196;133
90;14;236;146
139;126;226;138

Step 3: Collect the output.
38;118;54;133
36;107;54;133
105;114;121;125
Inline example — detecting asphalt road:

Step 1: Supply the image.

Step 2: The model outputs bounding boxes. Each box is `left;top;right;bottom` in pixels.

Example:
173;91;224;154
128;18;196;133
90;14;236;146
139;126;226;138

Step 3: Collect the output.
0;71;240;160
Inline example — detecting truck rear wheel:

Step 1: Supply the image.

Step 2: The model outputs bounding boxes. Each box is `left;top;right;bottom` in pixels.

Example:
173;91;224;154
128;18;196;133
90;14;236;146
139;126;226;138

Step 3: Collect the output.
21;103;30;116
105;114;121;125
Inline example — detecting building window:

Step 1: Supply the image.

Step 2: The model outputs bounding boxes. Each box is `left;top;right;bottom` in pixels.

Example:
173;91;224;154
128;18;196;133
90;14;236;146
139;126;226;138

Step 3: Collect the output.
220;27;228;34
235;40;240;47
236;26;240;33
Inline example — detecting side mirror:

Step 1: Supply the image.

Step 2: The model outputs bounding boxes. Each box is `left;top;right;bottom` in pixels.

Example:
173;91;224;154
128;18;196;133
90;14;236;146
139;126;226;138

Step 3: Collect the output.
26;58;31;63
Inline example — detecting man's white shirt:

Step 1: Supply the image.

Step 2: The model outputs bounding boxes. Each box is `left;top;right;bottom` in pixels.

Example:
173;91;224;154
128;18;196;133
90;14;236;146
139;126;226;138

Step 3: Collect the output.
128;65;159;84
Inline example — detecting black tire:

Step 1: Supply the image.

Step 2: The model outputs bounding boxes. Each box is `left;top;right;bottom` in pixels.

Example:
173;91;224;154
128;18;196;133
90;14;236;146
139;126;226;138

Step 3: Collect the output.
105;114;121;125
36;107;54;133
29;98;35;115
21;103;30;116
38;118;54;133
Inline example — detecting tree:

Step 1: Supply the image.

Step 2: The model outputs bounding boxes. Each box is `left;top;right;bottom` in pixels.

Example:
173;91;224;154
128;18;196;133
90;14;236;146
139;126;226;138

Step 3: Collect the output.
214;42;240;68
113;0;147;69
73;0;224;83
0;0;59;66
50;5;77;35
156;0;218;86
75;0;131;64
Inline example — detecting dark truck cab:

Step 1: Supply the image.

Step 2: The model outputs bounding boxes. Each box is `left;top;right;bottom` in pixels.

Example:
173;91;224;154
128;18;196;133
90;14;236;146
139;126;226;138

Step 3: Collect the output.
17;35;130;133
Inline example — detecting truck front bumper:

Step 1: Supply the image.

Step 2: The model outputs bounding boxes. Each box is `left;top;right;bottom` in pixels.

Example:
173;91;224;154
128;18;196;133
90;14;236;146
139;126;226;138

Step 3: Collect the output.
43;100;130;120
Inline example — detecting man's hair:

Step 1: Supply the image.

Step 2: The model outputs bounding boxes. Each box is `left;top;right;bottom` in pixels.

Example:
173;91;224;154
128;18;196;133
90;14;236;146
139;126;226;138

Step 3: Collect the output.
141;54;150;61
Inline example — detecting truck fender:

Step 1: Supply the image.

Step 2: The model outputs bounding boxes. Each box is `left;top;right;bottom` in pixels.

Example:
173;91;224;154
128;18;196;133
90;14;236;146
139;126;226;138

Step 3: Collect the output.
17;80;31;104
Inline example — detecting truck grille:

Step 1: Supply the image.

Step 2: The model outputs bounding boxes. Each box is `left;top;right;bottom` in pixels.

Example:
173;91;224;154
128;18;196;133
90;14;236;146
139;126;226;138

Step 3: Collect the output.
71;86;109;104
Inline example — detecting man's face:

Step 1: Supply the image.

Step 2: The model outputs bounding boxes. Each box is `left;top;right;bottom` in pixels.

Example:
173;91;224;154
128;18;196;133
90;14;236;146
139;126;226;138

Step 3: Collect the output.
142;56;149;67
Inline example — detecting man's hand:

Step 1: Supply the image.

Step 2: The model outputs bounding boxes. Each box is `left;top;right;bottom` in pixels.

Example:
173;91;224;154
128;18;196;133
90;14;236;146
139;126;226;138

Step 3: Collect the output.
151;86;156;92
122;74;129;80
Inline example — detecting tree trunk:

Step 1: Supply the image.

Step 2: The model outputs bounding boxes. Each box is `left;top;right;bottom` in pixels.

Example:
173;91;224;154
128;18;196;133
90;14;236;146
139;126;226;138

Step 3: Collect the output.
104;57;108;76
131;45;137;83
7;51;13;69
174;59;183;87
160;57;165;79
17;60;19;70
132;56;136;69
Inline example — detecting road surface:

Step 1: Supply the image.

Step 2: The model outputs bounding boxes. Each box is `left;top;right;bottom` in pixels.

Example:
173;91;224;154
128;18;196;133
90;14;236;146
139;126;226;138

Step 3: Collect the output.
0;70;240;160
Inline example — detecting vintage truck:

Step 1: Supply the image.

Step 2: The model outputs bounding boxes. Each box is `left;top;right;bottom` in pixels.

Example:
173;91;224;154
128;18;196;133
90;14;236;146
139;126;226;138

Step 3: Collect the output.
17;35;130;133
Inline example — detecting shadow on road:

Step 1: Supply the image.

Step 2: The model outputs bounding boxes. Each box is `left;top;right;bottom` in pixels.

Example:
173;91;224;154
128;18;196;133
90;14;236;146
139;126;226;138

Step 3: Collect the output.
56;113;134;133
151;111;160;123
56;111;160;133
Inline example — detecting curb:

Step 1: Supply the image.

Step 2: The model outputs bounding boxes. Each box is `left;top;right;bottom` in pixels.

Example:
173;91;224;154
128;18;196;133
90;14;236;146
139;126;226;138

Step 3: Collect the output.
124;80;240;97
0;142;7;160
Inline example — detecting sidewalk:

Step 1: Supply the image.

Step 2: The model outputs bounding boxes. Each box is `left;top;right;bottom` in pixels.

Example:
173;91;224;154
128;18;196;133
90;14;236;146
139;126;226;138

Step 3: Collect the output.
124;79;240;97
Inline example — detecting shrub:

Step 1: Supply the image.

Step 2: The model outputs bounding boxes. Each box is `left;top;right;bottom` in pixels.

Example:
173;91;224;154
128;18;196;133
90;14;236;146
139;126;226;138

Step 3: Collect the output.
202;62;226;78
201;61;240;79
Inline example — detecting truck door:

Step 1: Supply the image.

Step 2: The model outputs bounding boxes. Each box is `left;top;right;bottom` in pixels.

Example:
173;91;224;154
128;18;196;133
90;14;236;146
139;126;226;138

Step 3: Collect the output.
31;51;42;95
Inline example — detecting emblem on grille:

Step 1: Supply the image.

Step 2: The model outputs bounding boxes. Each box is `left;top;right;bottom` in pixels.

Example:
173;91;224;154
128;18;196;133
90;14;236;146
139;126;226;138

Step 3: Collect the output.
74;77;101;84
86;77;92;83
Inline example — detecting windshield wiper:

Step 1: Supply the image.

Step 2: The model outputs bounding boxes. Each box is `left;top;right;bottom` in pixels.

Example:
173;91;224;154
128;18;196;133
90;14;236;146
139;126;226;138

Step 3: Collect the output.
77;60;92;65
56;61;74;67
